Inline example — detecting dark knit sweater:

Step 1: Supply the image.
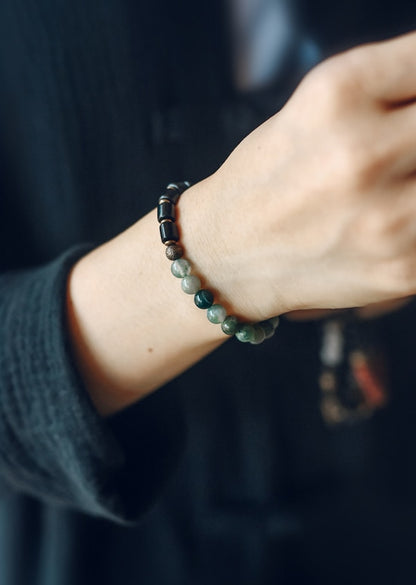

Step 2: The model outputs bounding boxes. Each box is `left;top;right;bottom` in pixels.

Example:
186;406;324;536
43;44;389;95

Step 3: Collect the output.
1;1;416;584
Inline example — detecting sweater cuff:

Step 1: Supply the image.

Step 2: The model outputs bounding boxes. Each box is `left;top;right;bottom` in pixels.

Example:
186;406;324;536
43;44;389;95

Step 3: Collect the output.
0;246;185;523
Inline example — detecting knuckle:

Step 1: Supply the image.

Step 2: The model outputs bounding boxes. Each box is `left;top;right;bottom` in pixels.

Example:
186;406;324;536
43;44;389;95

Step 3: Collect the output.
305;53;364;115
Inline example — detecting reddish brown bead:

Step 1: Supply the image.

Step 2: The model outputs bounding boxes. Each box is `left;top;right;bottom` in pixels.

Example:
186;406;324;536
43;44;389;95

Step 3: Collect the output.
165;244;184;261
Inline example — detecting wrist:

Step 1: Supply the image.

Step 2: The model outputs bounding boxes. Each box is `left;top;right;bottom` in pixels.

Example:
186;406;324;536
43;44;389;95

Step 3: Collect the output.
159;181;281;343
179;174;286;322
66;204;227;416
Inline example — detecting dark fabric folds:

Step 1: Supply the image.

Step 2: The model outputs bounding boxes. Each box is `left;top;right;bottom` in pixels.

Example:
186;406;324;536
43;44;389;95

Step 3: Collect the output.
0;246;184;523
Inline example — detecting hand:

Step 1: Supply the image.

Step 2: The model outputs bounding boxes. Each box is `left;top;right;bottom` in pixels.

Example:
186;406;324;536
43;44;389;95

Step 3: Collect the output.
181;31;416;322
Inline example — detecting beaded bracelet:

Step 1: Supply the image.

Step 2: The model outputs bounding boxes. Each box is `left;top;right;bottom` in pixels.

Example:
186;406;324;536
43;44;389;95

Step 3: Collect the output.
157;182;279;344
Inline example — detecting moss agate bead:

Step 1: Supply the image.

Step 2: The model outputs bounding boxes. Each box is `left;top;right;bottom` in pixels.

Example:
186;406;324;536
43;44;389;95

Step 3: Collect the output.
171;258;191;278
259;320;275;339
194;289;214;309
221;315;239;336
269;316;280;329
207;304;227;324
235;324;256;343
250;325;267;345
181;275;201;294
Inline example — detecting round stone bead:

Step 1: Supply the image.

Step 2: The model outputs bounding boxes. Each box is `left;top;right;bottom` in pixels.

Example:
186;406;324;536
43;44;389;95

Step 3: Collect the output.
166;244;184;261
221;315;239;336
259;320;275;339
269;316;280;329
171;258;191;278
250;325;267;345
181;275;201;294
194;289;214;309
235;324;256;343
207;304;227;324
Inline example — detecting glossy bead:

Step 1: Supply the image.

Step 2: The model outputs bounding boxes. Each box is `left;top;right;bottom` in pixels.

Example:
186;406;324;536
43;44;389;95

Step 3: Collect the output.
165;244;184;261
157;200;176;222
250;325;266;345
171;258;191;278
259;320;275;339
207;304;227;324
159;182;188;204
235;324;256;343
160;221;179;244
167;181;191;193
194;289;214;309
269;316;280;329
181;275;201;294
221;315;239;335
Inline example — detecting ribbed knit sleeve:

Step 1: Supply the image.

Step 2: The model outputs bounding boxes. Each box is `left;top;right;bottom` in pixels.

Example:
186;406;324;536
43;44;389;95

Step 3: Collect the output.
0;247;185;524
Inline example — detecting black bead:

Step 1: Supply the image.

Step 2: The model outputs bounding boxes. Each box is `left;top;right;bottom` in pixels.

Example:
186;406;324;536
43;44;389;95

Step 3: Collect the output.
159;221;179;244
159;190;181;205
157;200;176;223
158;182;190;205
167;181;191;193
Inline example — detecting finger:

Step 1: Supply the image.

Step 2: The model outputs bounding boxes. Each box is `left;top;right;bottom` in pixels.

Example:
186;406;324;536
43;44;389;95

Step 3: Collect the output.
349;30;416;104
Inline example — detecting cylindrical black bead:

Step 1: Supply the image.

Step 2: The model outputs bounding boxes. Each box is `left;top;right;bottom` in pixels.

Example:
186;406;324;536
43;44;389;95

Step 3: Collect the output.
157;200;176;223
165;244;184;261
159;221;179;244
159;189;181;205
158;182;190;204
167;181;190;193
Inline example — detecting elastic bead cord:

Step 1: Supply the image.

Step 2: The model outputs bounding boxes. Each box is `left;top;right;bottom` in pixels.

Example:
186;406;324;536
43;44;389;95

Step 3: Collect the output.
157;182;279;344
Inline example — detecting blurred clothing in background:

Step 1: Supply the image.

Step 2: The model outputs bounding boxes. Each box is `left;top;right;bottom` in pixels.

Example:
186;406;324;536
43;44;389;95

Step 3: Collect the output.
0;2;416;584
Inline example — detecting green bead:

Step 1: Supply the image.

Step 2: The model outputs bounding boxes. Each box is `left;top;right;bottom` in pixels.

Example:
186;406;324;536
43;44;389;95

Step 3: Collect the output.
259;320;275;339
250;325;266;345
181;275;201;294
207;304;227;324
269;316;280;329
171;258;191;278
194;289;214;309
235;324;256;343
221;315;239;336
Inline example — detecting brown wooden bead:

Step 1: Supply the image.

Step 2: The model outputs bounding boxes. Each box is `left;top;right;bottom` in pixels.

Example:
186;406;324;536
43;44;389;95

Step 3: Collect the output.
165;244;184;261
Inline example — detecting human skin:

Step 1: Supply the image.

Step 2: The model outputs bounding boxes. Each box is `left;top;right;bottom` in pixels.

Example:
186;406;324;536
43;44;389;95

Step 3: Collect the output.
67;31;416;416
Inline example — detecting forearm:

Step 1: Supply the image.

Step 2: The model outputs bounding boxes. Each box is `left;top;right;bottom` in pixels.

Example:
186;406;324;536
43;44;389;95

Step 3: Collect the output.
66;179;230;417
